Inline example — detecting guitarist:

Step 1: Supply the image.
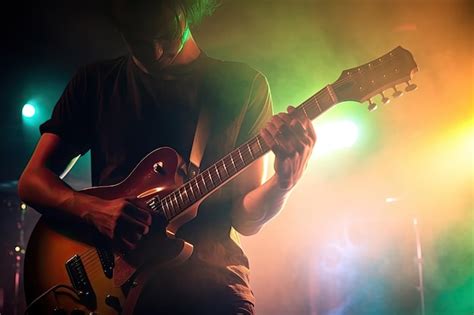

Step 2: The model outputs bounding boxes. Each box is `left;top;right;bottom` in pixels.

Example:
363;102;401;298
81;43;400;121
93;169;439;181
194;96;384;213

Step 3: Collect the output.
18;0;316;314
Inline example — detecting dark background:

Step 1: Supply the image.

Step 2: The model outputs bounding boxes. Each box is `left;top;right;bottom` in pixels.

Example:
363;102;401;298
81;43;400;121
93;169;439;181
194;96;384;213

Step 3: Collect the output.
0;1;472;314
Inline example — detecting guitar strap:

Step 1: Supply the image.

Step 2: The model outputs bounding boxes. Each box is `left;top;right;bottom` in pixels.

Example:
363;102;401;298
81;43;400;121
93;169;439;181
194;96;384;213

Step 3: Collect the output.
188;103;210;178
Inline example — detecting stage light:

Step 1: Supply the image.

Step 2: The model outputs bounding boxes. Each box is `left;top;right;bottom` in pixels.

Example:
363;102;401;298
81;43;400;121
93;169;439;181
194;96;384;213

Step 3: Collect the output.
22;104;36;118
385;197;398;203
313;120;359;156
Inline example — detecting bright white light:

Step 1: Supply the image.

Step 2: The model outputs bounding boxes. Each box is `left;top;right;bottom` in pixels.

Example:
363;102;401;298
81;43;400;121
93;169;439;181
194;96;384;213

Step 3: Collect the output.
313;120;359;156
22;104;36;118
385;197;398;203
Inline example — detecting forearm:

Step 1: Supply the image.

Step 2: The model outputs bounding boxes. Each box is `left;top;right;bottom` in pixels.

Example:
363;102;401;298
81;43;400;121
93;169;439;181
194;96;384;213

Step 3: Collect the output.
18;167;100;221
231;174;292;236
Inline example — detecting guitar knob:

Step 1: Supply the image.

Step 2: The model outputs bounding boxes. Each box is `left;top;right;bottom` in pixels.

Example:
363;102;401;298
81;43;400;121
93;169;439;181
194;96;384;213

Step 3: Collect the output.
405;81;418;92
367;99;377;111
392;86;403;98
380;92;390;105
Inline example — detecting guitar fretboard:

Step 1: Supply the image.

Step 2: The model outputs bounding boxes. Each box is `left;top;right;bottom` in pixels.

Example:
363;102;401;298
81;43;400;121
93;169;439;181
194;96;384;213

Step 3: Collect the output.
149;85;338;220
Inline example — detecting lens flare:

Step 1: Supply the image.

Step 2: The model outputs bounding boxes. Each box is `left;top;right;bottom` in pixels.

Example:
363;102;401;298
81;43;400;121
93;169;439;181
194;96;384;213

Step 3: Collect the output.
313;120;359;156
22;104;36;118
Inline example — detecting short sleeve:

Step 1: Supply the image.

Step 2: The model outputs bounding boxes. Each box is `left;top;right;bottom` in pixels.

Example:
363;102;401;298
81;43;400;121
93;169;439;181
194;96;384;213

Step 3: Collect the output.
39;66;94;155
236;72;273;145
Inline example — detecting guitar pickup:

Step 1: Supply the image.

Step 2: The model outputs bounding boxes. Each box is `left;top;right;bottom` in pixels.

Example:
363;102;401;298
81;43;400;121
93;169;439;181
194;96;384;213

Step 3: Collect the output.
65;255;97;310
96;248;115;279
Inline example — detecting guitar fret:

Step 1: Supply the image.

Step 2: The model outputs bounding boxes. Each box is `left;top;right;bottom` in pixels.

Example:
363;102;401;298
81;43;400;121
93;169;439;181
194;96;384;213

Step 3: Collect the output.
221;160;228;177
313;94;322;113
302;105;308;118
161;200;168;218
168;195;175;210
247;143;254;159
326;85;338;103
164;198;173;217
207;171;214;186
200;175;208;192
238;149;245;166
177;189;184;206
170;197;177;216
189;182;196;200
173;193;179;210
193;179;201;196
256;137;263;153
183;187;189;203
214;164;222;182
172;191;181;209
230;155;236;172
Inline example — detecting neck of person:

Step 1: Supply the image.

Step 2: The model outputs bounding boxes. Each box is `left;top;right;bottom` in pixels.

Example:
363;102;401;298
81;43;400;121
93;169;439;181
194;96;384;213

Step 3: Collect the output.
172;34;201;65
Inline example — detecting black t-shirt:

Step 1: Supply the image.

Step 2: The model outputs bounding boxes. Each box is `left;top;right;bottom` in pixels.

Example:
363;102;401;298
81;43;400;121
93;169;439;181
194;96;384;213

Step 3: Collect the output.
40;52;273;306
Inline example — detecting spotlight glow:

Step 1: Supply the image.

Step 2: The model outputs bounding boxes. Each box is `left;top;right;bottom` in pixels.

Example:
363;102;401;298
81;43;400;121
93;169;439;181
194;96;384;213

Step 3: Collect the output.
22;104;36;118
313;120;360;156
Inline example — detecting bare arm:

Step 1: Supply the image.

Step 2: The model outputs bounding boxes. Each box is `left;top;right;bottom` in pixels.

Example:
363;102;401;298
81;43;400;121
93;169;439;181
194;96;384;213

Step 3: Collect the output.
231;106;316;236
18;133;151;250
231;156;291;236
18;133;92;218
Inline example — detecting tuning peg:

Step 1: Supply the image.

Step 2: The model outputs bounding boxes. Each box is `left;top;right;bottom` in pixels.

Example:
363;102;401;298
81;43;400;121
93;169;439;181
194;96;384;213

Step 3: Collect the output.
392;86;403;98
380;91;390;104
405;81;418;92
368;99;377;111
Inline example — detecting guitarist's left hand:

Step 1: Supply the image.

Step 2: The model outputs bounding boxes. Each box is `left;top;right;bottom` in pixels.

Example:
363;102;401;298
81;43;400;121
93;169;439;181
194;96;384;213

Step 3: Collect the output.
260;105;316;189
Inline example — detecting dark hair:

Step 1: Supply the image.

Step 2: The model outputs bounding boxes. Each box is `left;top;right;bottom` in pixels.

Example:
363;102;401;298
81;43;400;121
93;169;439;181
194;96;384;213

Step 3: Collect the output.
106;0;219;29
180;0;219;26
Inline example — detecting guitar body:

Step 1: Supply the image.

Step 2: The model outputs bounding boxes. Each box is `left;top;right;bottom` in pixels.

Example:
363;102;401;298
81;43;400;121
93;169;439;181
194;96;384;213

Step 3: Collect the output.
24;147;197;315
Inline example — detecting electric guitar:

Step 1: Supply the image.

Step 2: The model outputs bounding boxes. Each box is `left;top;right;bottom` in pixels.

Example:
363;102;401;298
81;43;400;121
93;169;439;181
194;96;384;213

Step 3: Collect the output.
23;46;418;314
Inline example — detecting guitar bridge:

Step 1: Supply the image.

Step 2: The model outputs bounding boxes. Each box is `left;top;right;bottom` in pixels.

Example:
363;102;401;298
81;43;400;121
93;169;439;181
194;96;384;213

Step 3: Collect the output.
65;254;97;310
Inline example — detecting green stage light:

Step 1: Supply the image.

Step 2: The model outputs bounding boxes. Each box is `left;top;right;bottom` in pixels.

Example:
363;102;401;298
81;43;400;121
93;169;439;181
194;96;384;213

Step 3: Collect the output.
22;104;36;118
314;120;360;156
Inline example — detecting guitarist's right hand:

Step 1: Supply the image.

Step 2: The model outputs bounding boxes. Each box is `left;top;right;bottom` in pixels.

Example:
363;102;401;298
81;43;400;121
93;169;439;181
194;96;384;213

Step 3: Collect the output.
82;197;152;251
17;133;152;252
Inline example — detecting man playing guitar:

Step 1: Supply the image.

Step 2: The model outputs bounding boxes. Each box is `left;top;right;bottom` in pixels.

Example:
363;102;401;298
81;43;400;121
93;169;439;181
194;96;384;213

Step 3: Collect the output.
18;0;316;313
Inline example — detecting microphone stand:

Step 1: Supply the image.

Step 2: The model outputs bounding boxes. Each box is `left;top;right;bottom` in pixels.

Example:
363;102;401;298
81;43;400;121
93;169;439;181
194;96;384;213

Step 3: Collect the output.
413;218;425;315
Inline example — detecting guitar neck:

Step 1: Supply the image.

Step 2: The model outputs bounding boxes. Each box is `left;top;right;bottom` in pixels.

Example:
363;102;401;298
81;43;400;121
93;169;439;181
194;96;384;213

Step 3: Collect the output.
150;46;419;220
156;85;339;221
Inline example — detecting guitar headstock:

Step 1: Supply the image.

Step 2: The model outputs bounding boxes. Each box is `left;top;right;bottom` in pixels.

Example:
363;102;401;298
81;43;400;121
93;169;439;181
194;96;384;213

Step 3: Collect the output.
332;46;418;111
